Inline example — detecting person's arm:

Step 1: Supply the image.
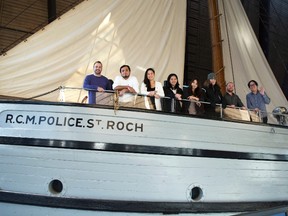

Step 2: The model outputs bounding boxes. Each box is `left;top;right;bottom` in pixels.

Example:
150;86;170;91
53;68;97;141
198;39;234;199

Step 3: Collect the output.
112;76;128;90
113;85;130;91
246;94;253;109
217;86;223;103
155;82;165;98
163;87;175;98
259;87;270;104
175;88;183;100
140;83;148;95
262;93;271;104
236;95;245;108
106;79;113;90
113;76;138;95
83;75;98;90
205;88;216;107
131;77;139;94
222;94;227;109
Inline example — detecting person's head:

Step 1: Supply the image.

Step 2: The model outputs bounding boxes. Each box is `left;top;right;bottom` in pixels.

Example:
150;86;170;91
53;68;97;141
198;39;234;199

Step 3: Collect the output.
226;82;235;93
144;68;155;87
93;61;102;76
207;72;216;85
167;73;179;89
189;78;201;95
248;80;258;93
189;78;200;89
120;65;131;80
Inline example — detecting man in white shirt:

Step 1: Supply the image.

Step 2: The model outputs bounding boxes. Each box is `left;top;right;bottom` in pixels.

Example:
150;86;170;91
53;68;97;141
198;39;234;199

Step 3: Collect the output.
112;65;139;103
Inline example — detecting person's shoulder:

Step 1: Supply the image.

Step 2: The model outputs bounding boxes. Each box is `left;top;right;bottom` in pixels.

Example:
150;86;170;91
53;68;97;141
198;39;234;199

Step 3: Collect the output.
246;91;252;95
100;75;109;81
246;92;252;97
156;81;163;87
177;86;183;92
215;84;221;90
130;76;139;82
130;76;138;80
206;84;213;91
163;85;169;91
235;93;241;97
85;74;94;78
114;75;122;80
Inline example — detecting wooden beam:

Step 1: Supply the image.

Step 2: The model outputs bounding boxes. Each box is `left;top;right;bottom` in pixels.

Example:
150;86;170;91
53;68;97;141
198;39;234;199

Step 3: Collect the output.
208;0;226;94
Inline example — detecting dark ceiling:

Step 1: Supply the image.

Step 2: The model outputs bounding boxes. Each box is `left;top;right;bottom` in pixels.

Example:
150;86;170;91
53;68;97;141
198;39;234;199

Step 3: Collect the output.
241;0;288;99
0;0;85;54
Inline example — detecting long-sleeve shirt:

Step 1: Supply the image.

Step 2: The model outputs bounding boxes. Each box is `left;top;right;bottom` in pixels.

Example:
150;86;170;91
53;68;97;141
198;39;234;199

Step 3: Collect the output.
223;92;244;108
83;74;110;104
163;86;183;113
140;81;164;110
246;91;270;117
112;75;139;102
204;84;222;108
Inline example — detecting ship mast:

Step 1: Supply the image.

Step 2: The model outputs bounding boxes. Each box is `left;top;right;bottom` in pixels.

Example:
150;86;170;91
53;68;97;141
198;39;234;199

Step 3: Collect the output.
208;0;226;94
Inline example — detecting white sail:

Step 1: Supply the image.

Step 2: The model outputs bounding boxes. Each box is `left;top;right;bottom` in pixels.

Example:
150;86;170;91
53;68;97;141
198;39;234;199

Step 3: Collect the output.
218;0;288;123
0;0;186;102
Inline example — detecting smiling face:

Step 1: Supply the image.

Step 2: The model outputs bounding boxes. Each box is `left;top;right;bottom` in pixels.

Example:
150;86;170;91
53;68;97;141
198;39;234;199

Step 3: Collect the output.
93;62;102;76
226;82;234;93
169;75;178;87
191;79;198;89
147;70;155;81
120;66;130;79
249;81;258;93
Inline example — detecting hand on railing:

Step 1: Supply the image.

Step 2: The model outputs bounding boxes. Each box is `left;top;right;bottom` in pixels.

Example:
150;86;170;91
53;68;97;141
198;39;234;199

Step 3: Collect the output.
61;87;288;126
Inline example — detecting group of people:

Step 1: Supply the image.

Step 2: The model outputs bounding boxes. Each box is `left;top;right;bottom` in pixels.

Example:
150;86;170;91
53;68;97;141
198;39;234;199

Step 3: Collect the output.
83;61;271;123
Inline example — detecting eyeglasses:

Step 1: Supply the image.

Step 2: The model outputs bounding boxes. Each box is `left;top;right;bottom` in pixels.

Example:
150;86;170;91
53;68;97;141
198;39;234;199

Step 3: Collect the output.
249;83;256;87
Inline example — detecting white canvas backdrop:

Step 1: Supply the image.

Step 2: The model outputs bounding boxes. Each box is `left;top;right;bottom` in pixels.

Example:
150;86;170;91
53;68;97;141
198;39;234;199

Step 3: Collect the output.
0;0;186;102
218;0;288;122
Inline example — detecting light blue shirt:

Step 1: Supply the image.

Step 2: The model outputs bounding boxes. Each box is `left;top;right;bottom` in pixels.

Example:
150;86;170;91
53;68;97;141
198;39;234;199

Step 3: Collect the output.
246;91;270;117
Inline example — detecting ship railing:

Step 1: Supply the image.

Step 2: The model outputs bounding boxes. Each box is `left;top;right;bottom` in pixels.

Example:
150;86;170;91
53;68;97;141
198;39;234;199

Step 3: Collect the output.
221;106;262;123
223;105;288;125
59;87;287;125
60;86;223;116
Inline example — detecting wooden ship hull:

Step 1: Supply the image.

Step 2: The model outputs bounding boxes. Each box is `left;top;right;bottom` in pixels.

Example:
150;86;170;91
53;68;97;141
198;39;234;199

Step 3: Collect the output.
0;100;288;215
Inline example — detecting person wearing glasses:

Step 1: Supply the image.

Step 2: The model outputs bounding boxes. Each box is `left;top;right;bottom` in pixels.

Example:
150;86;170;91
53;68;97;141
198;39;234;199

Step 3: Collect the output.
246;80;271;123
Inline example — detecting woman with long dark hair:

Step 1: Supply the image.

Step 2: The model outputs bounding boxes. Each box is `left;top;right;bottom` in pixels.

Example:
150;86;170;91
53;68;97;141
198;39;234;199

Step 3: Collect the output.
204;72;222;117
162;73;183;113
185;78;204;115
140;68;164;110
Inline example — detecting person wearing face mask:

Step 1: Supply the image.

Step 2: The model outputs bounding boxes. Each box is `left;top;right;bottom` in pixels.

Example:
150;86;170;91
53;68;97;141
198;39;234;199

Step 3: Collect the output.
203;72;223;117
112;65;139;104
83;61;111;104
246;80;270;123
140;68;164;111
162;73;183;113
